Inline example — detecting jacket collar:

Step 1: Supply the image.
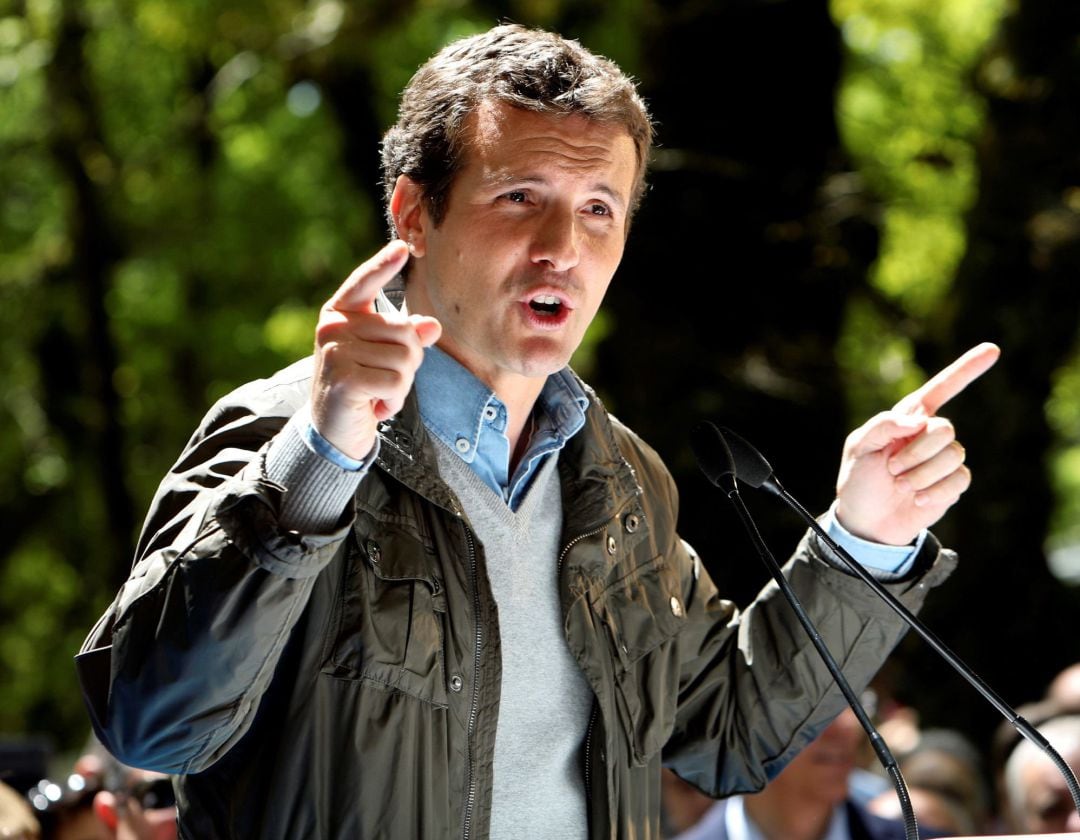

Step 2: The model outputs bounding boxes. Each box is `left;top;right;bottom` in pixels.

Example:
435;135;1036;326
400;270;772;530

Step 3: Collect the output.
374;375;642;535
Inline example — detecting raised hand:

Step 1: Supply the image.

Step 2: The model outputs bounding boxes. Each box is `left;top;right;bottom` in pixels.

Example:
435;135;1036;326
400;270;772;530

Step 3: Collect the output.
310;241;442;460
834;342;1000;546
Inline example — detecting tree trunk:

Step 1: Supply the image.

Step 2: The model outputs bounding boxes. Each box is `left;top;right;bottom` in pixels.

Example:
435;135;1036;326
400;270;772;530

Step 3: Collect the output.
600;0;881;604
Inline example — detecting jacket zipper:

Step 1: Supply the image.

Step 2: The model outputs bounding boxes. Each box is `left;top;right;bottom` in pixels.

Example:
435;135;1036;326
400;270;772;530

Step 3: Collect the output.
559;524;609;835
557;524;607;577
583;705;598;803
462;525;482;840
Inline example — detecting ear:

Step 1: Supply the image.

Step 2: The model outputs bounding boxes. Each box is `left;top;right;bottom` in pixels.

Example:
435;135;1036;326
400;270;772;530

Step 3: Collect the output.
93;790;120;831
390;175;429;258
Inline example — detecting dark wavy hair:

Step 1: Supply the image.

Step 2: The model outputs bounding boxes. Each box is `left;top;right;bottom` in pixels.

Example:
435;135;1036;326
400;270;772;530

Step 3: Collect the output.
379;23;654;233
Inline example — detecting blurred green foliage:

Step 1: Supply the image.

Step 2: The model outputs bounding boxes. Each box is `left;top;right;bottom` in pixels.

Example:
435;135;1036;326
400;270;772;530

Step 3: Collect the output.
830;0;1006;414
1;0;386;754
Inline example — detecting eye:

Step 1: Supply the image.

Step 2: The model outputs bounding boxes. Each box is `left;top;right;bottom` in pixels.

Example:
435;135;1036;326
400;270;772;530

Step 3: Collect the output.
585;202;611;217
501;190;529;204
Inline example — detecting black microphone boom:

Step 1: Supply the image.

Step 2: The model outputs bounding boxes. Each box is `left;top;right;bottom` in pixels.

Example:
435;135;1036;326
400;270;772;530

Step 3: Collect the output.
690;421;922;840
712;423;1080;822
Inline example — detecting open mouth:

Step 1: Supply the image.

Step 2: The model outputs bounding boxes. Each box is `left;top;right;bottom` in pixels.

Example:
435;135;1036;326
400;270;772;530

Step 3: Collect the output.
529;294;564;316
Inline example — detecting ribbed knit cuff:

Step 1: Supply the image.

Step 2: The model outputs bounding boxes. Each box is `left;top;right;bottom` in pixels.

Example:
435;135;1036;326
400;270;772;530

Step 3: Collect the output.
265;407;372;534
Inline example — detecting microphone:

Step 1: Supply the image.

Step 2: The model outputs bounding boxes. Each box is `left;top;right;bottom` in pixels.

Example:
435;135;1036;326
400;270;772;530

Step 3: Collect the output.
710;423;1080;822
689;421;922;840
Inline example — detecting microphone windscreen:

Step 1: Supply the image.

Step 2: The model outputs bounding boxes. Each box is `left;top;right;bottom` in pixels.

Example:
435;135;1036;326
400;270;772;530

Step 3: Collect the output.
719;427;774;488
690;422;737;488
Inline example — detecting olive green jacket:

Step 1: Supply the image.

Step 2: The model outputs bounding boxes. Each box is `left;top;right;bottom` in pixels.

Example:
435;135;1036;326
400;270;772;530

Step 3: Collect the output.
76;357;954;839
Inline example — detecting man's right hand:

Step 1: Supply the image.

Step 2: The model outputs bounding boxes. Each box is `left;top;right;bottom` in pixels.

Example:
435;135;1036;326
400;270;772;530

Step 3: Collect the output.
311;240;442;461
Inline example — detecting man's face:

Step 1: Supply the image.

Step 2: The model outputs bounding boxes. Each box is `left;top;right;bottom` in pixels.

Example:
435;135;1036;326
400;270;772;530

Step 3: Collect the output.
773;708;863;806
403;101;637;394
1015;749;1080;833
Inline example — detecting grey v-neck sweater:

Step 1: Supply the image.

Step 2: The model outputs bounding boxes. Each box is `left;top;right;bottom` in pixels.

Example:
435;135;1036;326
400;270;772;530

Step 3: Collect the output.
433;440;593;840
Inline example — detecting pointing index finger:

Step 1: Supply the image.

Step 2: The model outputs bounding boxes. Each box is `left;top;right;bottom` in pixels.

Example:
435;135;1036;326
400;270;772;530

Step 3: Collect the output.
328;240;410;312
893;342;1001;416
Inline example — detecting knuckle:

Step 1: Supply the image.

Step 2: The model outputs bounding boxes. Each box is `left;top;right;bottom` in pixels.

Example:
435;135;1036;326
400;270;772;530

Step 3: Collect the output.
316;339;343;366
384;366;409;392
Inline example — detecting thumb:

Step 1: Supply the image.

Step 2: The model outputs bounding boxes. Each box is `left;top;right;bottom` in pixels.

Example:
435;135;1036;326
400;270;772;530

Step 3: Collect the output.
410;314;442;348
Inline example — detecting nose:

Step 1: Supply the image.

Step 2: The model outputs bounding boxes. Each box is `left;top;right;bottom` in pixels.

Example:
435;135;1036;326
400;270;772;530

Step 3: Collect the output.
529;207;580;272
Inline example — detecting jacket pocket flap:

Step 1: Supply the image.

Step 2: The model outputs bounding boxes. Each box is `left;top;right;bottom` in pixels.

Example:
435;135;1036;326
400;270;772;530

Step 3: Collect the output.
592;555;684;667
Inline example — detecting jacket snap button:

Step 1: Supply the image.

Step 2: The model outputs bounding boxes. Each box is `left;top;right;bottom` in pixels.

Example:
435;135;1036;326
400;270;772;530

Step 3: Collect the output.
365;540;381;564
449;674;464;692
606;535;617;555
624;514;640;533
670;596;684;618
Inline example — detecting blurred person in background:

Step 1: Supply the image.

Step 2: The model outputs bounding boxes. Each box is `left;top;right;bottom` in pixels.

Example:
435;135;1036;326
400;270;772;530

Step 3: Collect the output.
80;752;175;840
999;712;1080;834
867;727;988;835
869;785;976;836
0;779;39;840
1047;661;1080;711
660;768;715;837
25;770;105;840
24;751;175;840
90;773;175;840
670;708;948;840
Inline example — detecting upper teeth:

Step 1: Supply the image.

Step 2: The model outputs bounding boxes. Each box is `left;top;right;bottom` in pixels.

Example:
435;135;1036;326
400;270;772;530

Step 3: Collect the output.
534;295;559;305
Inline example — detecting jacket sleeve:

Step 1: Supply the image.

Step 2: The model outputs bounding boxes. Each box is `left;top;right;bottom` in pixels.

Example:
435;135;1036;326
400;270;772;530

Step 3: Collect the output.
644;451;957;798
76;364;356;774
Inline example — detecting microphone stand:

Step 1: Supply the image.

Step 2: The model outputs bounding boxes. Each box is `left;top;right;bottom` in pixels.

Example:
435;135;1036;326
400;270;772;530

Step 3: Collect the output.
691;424;921;840
717;424;1080;823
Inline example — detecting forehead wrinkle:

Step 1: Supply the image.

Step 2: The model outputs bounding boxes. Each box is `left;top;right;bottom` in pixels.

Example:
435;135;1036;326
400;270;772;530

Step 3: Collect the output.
471;101;623;162
478;133;619;169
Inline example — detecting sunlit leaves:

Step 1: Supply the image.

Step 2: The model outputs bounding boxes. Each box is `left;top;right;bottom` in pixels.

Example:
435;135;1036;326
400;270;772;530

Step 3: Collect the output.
831;0;1005;411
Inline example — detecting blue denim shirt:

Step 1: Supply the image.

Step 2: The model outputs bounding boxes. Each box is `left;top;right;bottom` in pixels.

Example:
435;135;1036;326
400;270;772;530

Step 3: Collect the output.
414;346;588;512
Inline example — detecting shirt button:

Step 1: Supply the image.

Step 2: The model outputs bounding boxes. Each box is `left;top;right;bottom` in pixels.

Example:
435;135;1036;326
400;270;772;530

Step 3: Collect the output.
670;596;684;618
624;513;640;533
483;406;498;421
449;674;464;692
606;535;617;555
455;437;471;453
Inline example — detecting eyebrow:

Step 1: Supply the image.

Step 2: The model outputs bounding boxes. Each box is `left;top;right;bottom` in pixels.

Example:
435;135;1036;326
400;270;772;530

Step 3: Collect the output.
487;174;628;213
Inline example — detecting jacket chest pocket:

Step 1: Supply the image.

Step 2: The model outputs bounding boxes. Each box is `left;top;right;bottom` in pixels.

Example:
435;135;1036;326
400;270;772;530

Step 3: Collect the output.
592;554;685;763
321;530;448;708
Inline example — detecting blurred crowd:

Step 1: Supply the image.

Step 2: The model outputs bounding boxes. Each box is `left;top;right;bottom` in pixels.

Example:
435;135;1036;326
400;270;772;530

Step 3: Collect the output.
4;662;1080;838
0;738;176;840
661;660;1080;838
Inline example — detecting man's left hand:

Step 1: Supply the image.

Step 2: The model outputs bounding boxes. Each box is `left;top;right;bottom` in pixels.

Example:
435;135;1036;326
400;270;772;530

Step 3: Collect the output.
834;342;1001;546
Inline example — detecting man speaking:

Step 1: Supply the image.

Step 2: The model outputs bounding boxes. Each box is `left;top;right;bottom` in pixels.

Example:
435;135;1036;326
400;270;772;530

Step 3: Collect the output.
76;23;998;839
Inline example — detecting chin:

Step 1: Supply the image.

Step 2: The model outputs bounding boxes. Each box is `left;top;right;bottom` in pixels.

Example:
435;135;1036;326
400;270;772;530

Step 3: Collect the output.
512;341;577;377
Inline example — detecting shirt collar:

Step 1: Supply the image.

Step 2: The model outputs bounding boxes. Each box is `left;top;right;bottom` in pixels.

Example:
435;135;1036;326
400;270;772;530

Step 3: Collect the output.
414;345;589;463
